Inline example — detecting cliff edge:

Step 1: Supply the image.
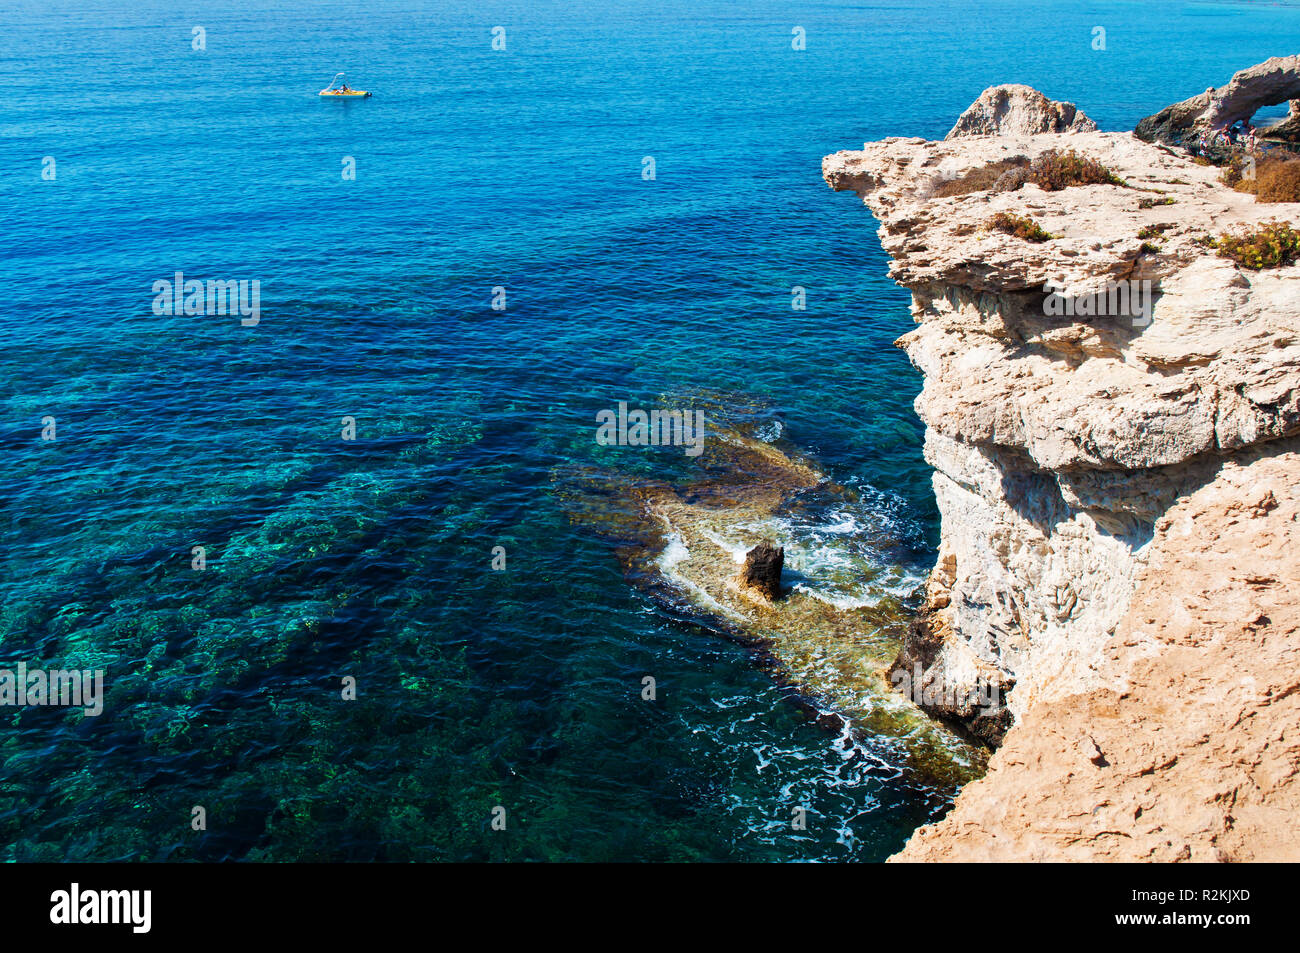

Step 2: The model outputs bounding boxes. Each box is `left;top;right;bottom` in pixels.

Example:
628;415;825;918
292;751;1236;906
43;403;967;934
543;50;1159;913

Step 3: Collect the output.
824;82;1300;860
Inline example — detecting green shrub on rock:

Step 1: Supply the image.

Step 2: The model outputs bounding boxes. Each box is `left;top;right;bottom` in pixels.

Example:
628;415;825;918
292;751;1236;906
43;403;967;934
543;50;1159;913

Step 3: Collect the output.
986;211;1056;242
1214;219;1300;269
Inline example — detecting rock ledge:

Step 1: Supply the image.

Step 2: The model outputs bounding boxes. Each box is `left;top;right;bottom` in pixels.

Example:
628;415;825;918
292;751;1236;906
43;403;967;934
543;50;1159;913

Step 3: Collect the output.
824;83;1300;861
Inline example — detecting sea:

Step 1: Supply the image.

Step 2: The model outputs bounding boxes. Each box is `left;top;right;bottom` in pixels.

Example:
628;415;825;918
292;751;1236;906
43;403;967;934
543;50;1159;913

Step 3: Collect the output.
1;0;1296;861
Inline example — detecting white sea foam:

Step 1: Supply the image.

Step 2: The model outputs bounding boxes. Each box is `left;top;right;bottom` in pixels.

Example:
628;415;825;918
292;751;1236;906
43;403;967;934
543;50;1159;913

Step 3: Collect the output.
792;584;879;610
700;529;759;564
655;524;745;620
656;530;690;573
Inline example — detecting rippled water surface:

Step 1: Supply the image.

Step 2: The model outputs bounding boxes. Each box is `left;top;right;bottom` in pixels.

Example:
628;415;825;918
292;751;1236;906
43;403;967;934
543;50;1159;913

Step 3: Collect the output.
2;0;1296;860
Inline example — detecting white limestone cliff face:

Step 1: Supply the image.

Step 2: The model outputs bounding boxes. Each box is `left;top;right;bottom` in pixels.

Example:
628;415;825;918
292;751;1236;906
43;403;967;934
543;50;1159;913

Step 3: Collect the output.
896;444;1300;861
824;114;1300;858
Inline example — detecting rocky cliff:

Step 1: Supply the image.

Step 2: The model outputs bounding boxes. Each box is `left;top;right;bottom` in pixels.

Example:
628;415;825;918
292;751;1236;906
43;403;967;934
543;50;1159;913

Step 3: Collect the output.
824;84;1300;860
1136;55;1300;148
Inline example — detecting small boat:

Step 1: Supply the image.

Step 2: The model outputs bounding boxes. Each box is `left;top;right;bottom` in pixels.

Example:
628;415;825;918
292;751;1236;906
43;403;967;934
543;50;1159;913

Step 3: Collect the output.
319;72;371;98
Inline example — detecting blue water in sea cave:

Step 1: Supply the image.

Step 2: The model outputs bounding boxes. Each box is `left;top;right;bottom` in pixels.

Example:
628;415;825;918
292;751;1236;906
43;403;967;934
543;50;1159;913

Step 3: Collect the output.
1;0;1295;861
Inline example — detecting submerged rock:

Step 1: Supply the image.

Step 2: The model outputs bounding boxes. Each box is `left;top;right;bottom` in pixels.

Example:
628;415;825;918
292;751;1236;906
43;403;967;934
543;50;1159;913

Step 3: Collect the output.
556;404;988;791
945;84;1096;139
737;542;784;601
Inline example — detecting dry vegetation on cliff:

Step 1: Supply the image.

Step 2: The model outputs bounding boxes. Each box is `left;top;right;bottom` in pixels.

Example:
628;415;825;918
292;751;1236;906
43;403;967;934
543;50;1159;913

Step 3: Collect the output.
1028;148;1128;190
1223;156;1300;202
929;149;1127;199
985;211;1055;242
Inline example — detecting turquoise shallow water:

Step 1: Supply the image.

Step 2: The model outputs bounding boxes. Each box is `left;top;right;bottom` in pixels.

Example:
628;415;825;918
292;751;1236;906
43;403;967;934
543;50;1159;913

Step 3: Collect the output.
2;0;1298;861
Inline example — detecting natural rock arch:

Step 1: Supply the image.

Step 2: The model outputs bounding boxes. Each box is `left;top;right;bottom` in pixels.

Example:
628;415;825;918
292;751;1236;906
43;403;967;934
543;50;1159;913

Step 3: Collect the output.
1136;55;1300;147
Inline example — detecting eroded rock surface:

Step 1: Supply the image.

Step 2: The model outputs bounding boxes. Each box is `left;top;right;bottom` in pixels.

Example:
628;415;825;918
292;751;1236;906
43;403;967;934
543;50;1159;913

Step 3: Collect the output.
824;86;1300;860
946;84;1096;139
894;448;1300;861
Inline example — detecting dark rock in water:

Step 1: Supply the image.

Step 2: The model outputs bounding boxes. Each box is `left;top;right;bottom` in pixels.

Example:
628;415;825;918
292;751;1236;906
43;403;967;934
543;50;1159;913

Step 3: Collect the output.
889;603;1013;749
1134;89;1214;150
738;542;783;601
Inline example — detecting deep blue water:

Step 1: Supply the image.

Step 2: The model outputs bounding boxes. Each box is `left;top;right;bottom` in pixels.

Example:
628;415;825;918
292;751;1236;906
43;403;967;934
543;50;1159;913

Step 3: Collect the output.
2;0;1297;861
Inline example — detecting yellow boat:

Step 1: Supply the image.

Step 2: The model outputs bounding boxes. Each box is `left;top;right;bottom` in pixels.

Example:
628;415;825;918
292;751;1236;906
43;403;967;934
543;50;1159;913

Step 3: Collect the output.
319;72;371;98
